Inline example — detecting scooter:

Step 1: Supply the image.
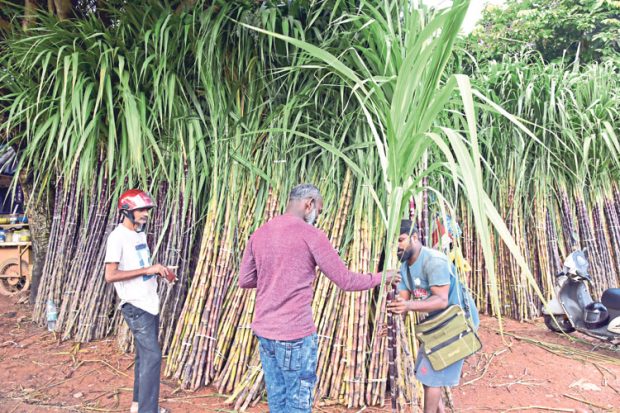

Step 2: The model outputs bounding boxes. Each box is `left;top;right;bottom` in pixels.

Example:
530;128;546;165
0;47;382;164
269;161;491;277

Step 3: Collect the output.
543;249;620;345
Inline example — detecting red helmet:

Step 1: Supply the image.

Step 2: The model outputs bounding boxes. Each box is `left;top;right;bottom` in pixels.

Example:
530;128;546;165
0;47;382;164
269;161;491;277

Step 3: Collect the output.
118;189;156;211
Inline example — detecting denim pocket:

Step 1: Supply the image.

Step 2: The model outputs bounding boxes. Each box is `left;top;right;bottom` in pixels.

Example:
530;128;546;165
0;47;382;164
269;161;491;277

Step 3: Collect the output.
275;338;303;371
122;304;145;328
258;337;275;357
291;373;315;410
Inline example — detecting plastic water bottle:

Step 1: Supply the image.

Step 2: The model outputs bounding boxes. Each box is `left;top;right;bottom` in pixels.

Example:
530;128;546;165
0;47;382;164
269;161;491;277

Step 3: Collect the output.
46;299;57;332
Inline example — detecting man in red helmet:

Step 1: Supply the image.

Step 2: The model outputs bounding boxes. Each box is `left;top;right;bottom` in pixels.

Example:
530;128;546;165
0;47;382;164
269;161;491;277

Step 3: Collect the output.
104;189;171;413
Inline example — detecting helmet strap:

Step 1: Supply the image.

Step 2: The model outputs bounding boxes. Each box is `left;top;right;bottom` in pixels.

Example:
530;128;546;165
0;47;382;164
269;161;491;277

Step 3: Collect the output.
120;210;147;233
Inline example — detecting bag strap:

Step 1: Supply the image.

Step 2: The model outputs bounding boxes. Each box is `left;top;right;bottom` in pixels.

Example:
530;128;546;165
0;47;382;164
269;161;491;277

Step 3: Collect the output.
456;266;479;329
406;264;412;286
447;250;472;321
460;281;471;318
409;253;475;323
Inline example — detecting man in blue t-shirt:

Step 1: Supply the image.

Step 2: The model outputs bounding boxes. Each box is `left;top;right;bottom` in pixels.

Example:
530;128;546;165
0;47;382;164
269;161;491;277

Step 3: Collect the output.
387;219;479;413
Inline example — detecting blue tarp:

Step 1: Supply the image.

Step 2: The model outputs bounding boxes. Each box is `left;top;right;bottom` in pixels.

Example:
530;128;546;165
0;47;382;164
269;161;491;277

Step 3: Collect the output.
0;146;17;175
0;146;23;214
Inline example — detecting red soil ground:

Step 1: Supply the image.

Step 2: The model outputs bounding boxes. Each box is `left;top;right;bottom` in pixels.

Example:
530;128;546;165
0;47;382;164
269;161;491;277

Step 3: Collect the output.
1;293;619;413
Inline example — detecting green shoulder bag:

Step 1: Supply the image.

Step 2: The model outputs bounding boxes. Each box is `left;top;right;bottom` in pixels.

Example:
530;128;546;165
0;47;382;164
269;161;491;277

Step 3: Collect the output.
411;268;481;371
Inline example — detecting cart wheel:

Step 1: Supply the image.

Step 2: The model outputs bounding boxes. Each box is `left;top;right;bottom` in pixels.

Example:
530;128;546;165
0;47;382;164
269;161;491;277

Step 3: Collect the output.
0;258;30;296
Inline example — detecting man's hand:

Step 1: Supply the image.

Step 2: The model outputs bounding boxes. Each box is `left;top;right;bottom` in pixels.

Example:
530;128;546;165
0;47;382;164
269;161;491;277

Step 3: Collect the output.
387;296;411;315
164;266;179;284
149;264;169;279
384;269;401;286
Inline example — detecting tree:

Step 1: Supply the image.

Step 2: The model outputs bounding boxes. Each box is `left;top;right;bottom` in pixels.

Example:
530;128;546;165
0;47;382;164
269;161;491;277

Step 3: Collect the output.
466;0;620;63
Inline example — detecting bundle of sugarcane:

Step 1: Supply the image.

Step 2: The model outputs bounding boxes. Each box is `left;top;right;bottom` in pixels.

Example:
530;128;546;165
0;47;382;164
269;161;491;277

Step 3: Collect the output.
312;172;355;403
315;177;370;407
164;157;267;387
211;181;272;393
162;28;276;377
74;228;118;343
386;287;399;412
366;289;390;407
55;177;115;341
586;192;617;297
156;190;197;354
393;312;419;412
205;183;272;391
505;188;536;319
458;205;488;315
530;183;562;303
454;174;620;322
32;174;83;325
223;347;264;411
342;189;375;407
163;188;227;380
602;185;620;278
573;188;606;296
187;176;266;389
216;184;283;408
382;285;420;413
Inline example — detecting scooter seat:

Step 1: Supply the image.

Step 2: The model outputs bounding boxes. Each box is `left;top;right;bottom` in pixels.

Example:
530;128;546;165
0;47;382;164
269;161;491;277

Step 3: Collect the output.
602;288;620;311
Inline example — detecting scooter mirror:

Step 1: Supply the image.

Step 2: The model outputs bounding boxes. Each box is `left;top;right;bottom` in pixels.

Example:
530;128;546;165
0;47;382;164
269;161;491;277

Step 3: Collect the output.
573;251;590;276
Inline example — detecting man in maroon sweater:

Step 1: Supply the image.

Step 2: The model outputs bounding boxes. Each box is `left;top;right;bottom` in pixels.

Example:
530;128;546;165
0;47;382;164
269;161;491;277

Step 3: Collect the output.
239;183;399;413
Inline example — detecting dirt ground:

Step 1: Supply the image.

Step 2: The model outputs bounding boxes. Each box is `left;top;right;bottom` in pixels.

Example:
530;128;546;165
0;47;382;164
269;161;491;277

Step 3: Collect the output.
1;294;619;413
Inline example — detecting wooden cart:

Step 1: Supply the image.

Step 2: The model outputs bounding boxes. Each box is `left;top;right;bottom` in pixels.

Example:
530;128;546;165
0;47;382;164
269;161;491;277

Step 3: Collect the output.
0;224;32;296
0;173;33;296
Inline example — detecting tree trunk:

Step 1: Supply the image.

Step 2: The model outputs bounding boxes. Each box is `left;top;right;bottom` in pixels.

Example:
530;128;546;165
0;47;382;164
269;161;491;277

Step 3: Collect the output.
0;16;9;31
53;0;72;20
19;176;53;305
175;0;198;14
96;0;113;27
23;0;39;30
23;0;72;29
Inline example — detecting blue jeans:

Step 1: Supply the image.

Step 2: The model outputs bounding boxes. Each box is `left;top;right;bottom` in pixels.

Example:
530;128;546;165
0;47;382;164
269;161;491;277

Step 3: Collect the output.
257;333;318;413
121;303;162;413
415;348;464;387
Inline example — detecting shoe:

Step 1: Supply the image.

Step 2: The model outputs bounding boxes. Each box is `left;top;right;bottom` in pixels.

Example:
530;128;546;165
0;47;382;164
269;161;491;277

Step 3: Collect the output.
130;404;169;413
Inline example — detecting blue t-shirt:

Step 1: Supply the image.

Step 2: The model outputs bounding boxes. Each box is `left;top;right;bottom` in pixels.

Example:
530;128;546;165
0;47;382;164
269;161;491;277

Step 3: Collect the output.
398;247;479;328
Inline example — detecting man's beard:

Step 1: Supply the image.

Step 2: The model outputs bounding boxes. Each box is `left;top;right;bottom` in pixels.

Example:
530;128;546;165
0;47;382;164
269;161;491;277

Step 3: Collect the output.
397;248;413;263
304;207;318;226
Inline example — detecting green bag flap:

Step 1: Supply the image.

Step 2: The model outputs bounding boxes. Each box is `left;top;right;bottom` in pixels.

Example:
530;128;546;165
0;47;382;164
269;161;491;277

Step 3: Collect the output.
414;305;482;370
425;330;482;371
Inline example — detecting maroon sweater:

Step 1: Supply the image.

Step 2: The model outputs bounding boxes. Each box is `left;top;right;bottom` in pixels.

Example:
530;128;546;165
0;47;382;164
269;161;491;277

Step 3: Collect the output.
239;213;382;340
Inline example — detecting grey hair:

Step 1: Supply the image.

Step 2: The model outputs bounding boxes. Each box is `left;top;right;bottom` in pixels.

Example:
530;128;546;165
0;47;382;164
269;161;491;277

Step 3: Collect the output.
288;183;322;202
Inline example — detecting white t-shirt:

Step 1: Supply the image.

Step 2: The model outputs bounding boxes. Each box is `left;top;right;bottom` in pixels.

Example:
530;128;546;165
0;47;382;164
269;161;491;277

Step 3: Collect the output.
104;224;160;315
